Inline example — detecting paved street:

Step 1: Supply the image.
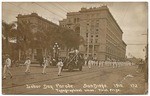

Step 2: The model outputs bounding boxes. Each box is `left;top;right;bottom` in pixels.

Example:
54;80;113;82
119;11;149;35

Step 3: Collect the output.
2;64;146;95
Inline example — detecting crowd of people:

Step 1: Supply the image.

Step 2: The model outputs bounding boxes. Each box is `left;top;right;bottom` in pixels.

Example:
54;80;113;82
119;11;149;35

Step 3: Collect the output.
85;59;135;69
2;53;142;80
85;55;135;69
2;54;64;79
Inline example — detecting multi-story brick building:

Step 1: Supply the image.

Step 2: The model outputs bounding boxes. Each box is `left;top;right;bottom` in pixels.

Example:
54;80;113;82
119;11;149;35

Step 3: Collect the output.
59;6;126;61
17;13;59;61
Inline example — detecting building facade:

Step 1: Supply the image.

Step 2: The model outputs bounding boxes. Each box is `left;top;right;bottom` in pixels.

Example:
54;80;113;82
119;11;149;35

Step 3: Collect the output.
59;6;126;61
17;13;59;61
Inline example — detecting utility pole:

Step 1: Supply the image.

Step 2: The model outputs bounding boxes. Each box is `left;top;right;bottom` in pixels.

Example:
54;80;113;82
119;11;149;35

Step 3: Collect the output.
92;31;95;58
141;32;148;82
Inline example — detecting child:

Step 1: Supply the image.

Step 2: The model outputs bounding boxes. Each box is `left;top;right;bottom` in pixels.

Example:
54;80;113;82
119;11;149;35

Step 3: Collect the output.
57;59;63;76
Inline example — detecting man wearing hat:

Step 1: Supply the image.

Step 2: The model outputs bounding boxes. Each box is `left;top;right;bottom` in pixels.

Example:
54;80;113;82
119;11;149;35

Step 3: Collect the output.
3;54;12;79
42;56;49;74
57;59;63;76
24;57;31;74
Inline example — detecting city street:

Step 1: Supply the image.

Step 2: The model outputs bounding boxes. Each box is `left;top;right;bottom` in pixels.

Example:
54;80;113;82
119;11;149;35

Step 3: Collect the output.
2;64;146;95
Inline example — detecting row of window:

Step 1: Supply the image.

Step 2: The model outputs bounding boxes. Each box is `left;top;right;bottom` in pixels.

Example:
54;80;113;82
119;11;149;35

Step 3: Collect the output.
84;54;97;56
85;45;99;52
86;33;99;37
86;19;100;22
68;18;80;23
20;18;53;31
86;28;99;32
86;23;99;27
106;46;124;57
86;39;99;43
107;21;122;39
86;13;102;19
106;34;118;46
62;25;66;27
107;27;121;43
61;25;71;29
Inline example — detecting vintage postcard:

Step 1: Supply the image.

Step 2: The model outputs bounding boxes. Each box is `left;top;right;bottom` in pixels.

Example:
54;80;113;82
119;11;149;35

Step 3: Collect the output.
2;2;148;95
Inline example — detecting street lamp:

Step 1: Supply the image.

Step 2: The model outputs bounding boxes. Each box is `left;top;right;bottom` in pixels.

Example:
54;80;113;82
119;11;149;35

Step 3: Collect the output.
53;42;60;61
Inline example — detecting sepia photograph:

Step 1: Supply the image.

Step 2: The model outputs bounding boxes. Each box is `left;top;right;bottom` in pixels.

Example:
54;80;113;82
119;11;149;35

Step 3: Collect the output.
2;2;148;95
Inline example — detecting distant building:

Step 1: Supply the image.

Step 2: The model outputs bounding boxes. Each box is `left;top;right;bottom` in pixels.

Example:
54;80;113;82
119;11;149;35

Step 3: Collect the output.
59;6;126;61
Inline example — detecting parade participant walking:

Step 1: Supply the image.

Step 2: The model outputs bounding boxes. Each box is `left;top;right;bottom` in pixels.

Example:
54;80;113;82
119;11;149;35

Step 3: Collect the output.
24;57;31;74
57;59;63;76
99;60;102;67
95;60;98;66
42;57;49;74
112;61;115;68
84;55;88;66
3;54;12;79
88;55;92;69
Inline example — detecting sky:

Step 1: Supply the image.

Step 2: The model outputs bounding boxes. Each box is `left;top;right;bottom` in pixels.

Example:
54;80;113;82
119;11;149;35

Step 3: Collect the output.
2;2;148;59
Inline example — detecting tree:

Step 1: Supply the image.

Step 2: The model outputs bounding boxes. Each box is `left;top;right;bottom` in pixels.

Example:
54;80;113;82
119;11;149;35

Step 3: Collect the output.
2;21;16;54
60;28;83;50
17;21;42;59
3;19;84;60
44;26;83;55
